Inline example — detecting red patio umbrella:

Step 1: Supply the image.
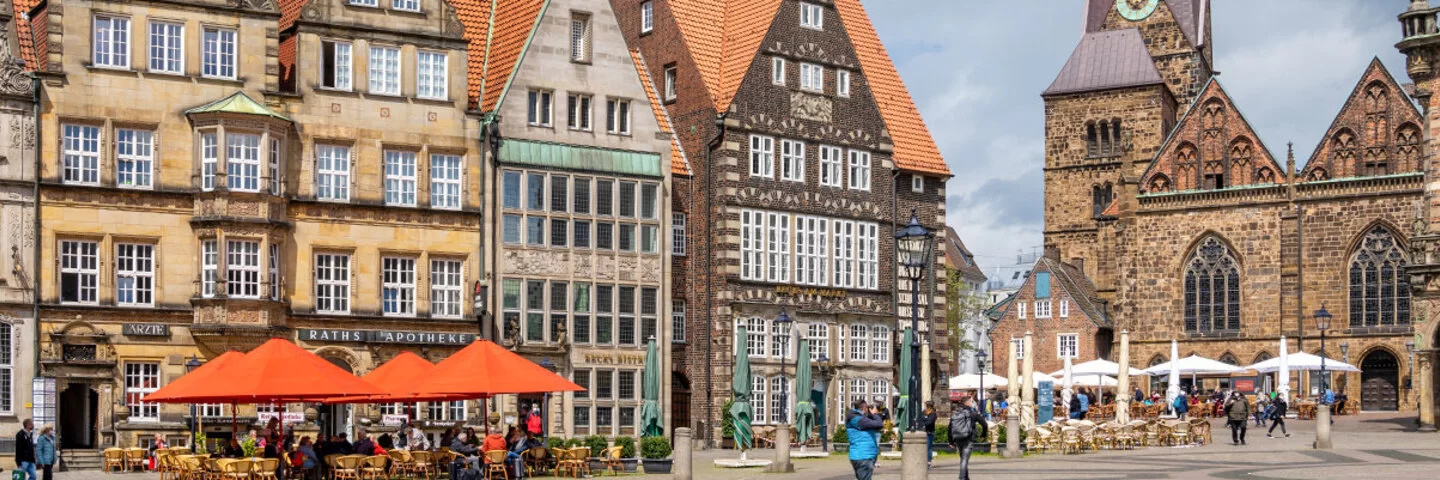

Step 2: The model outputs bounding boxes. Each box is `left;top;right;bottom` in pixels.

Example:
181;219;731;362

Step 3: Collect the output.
143;338;384;404
408;340;585;433
143;350;246;403
323;351;472;404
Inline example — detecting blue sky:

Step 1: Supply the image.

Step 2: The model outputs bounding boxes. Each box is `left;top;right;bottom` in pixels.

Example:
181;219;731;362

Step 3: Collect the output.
869;0;1408;273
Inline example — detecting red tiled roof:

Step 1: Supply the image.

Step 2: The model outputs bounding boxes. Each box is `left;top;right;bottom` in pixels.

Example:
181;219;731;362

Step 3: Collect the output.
1100;197;1119;217
834;0;950;175
475;0;544;112
630;50;691;176
668;0;728;108
12;0;41;70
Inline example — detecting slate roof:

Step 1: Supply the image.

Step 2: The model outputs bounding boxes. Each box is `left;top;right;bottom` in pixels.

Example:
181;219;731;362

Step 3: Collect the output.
987;256;1112;330
630;50;691;177
944;226;986;285
1084;0;1206;49
1043;29;1163;96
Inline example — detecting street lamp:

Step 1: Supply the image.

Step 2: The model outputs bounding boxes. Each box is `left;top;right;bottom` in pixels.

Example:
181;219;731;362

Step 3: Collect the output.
1314;305;1333;395
775;310;794;424
975;350;988;420
186;355;202;453
816;353;833;452
895;209;935;432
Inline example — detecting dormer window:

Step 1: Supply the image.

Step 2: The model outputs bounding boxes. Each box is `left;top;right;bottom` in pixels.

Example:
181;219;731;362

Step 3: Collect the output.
571;13;593;63
800;2;824;30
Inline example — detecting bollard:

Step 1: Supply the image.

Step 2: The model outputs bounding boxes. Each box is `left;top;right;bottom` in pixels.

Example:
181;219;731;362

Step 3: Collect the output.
674;427;693;480
1314;404;1333;449
766;426;794;472
1003;409;1022;458
901;431;928;478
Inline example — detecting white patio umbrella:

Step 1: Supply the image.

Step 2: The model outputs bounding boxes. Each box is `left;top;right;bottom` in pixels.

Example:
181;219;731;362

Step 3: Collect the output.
1068;375;1119;387
1145;353;1243;394
1166;340;1180;409
1278;336;1291;397
1246;351;1360;374
1048;359;1154;377
1023;371;1060;389
948;372;1009;390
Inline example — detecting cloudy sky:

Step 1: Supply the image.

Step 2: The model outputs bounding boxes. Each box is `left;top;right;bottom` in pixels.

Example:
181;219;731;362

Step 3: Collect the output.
869;0;1408;273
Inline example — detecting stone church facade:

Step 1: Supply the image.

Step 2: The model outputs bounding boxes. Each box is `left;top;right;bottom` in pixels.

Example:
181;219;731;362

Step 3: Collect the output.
1033;0;1422;413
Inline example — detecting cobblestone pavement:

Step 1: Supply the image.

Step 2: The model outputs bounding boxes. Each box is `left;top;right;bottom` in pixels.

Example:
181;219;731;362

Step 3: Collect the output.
51;413;1440;480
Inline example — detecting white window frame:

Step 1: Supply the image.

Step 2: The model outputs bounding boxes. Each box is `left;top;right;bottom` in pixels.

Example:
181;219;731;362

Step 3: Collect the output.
780;139;805;182
1060;299;1070;318
416;51;448;100
1035;299;1052;319
800;2;824;30
794;216;828;286
663;65;677;101
606;98;631;135
115;128;154;189
740;210;765;281
832;219;854;288
752;375;769;424
202;27;237;80
749;135;775;178
818;145;842;188
1012;337;1025;359
769;376;791;424
806;323;829;361
429;153;463;210
848;324;869;362
368;46;402;96
314;253;351;314
350;0;379;6
857;222;878;290
60;240;100;305
382;257;417;317
837;69;851;98
384;150;418;207
671;299;686;343
62;125;101;186
1058;333;1078;359
671;213;686;256
1018;301;1026;319
766;212;790;283
800;63;824;92
269;244;281;300
641;1;654;33
528;90;553;126
115;243;155;307
741;317;767;358
124;362;161;422
316;145;351;202
430;258;463;319
392;0;421;12
93;15;131;69
226;133;262;192
200;132;218;191
848;149;871;191
772;57;786;85
570;13;592;62
269;138;282;195
911;174;924;193
0;323;11;414
201;240;218;298
226;240;261;299
148;21;184;75
321;40;353;91
870;325;890;363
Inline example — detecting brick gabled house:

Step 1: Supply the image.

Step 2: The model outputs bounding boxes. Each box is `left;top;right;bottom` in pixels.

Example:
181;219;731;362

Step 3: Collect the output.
987;247;1112;383
612;0;950;444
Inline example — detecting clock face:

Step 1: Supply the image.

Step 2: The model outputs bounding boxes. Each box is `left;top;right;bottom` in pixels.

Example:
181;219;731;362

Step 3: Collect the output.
1116;0;1160;21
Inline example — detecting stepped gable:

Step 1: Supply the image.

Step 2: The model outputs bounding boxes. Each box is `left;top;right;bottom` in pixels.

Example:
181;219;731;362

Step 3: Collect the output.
1140;79;1285;193
1300;58;1424;181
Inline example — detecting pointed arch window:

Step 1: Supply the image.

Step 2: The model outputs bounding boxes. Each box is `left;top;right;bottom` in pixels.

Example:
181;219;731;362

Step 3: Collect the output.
1348;226;1411;328
1183;237;1241;333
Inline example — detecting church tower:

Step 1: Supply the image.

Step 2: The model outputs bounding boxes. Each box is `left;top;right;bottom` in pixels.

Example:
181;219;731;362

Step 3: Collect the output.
1041;0;1212;299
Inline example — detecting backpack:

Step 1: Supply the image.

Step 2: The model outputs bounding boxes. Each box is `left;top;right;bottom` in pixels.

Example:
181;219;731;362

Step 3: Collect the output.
1069;395;1080;412
947;408;975;443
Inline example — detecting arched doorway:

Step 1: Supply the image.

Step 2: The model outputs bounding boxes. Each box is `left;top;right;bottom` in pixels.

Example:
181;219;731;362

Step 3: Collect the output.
1361;349;1400;411
318;354;355;437
59;383;98;449
671;372;691;435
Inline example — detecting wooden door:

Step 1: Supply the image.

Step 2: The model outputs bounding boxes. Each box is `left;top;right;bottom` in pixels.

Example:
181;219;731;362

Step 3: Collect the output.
1360;350;1399;411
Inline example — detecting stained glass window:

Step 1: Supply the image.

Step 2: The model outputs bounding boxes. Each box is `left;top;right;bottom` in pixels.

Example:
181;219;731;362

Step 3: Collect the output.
1348;226;1411;327
1183;237;1241;333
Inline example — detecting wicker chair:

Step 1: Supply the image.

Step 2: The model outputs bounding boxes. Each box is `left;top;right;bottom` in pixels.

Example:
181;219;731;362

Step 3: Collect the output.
1092;424;1116;450
1059;427;1083;454
220;458;253;480
387;450;416;480
125;448;148;471
103;448;127;473
1169;421;1192;446
1188;418;1211;445
178;456;208;480
360;455;388;480
482;450;509;480
1024;428;1045;453
521;448;548;477
332;456;363;480
410;450;435;480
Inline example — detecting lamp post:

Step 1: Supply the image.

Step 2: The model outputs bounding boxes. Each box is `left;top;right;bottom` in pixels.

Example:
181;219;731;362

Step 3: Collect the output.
775;310;793;422
770;310;795;473
975;350;988;419
186;355;202;453
816;353;832;452
1314;305;1333;449
895;209;935;432
1340;342;1350;395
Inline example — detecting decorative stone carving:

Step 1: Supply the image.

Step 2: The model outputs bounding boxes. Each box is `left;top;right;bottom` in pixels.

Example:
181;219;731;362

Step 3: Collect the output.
790;92;833;123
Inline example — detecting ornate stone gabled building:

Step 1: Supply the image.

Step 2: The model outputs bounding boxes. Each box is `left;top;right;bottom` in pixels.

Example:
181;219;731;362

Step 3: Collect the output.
0;0;36;464
614;0;950;444
1030;0;1423;413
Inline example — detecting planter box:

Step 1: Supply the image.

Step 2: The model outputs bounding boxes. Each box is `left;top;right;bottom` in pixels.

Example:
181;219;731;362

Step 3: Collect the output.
587;459;605;473
642;458;673;474
833;444;849;453
933;445;957;454
620;458;639;473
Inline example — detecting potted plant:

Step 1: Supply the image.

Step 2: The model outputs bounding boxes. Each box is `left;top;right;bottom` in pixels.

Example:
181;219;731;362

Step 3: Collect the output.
720;399;736;449
546;437;566;450
639;436;673;474
584;435;608;472
878;419;895;452
831;426;848;453
613;436;638;472
240;437;259;458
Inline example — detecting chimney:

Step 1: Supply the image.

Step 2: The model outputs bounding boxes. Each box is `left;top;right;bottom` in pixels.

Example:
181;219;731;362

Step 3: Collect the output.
1043;243;1060;261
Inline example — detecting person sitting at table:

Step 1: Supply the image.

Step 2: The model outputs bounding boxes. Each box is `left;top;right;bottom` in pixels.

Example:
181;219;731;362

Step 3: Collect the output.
405;427;429;451
297;437;320;471
377;433;394;451
505;427;528;479
465;428;481;447
333;433;355;455
439;428;456;451
224;438;245;458
449;432;480;469
352;430;376;456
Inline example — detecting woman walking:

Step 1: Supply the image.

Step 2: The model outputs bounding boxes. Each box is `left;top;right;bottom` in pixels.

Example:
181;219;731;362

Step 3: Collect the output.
35;425;55;480
1224;391;1249;445
1267;394;1291;437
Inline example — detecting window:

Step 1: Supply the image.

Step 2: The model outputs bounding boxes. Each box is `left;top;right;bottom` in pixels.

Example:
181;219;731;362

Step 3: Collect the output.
431;259;463;319
596;222;614;250
502;279;521;342
837;69;851;97
618;370;637;400
0;324;9;413
1183;236;1240;333
525;280;545;342
618;224;636;251
316;145;351;201
856;222;878;289
226;240;261;298
268;244;281;300
321;40;353;90
350;0;378;6
847;378;868;409
848;150;871;190
384;150;418;206
382;257;417;316
416;51;448;100
870;326;889;363
574;221;591;249
124;362;161;421
94;16;131;69
269;139;282;195
641;1;654;33
911;174;924;193
202;28;236;79
573;177;591;214
200;132;218;191
369;46;401;95
752;375;768;423
800;63;824;92
772;57;786;86
819;145;843;187
741;210;764;281
832;219;854;288
618;286;636;345
1017;302;1026;319
618;181;636;217
116;129;154;189
781;139;805;182
313;252;347;312
795;216;828;286
430;154;462;209
639;184;657;219
573;283;592;344
428;401;466;421
806;323;829;361
750;135;775;178
597;179;614;216
224;133;262;192
1058;334;1078;359
1059;299;1069;318
800;2;824;29
870;380;889;409
59;240;99;304
596;369;614;399
1011;337;1025;359
663;65;677;101
847;324;868;362
570;13;592;62
201;240;217;298
502;214;522;244
739;317;766;358
640;287;658;342
502;171;522;209
1348;226;1411;327
528;90;553;126
115;244;154;307
567;94;593;131
766;212;791;283
550;281;568;342
671;213;686;256
551;219;569;247
671;300;686;344
606;98;631;135
596;284;614;344
551;175;569;214
769;376;790;424
393;0;420;12
148;21;183;74
640;225;658;253
62;125;101;185
1035;300;1052;318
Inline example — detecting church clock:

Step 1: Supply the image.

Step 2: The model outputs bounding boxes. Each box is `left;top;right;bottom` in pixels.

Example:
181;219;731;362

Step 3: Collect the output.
1116;0;1159;21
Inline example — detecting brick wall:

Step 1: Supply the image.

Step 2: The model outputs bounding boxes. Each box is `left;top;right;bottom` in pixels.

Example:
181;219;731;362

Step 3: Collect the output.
988;257;1108;382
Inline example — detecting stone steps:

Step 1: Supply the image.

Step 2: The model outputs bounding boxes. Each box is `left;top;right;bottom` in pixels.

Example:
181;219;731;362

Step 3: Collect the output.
61;449;103;471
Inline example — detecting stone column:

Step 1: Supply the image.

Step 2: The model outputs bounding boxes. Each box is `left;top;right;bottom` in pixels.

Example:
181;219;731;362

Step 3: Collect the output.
1021;331;1035;430
1116;330;1132;424
901;431;928;477
765;427;793;472
1006;339;1019;406
1004;341;1021;459
1315;404;1333;449
1420;352;1436;431
674;428;693;480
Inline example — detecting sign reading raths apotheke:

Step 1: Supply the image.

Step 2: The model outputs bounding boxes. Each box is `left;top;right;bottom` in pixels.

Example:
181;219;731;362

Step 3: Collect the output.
122;323;171;337
775;285;847;298
298;328;474;346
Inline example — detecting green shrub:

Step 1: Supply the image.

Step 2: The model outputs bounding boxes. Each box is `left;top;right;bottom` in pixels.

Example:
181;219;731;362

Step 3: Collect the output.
564;438;583;448
584;435;608;457
831;425;848;444
240;436;258;458
614;436;637;458
546;437;566;450
721;399;736;439
194;432;209;454
994;424;1026;445
879;419;895;444
639;436;671;459
934;424;950;444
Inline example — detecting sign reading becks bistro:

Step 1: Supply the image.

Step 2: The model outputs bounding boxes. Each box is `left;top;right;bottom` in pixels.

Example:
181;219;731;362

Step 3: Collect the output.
122;323;171;337
299;328;475;346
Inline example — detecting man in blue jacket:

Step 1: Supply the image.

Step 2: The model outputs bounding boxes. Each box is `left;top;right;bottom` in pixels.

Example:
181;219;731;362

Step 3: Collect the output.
846;400;887;480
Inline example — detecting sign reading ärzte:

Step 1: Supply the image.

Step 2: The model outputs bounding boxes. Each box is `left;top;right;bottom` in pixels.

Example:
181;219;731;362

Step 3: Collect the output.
299;328;475;346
